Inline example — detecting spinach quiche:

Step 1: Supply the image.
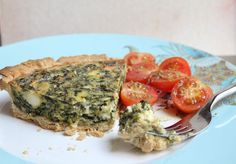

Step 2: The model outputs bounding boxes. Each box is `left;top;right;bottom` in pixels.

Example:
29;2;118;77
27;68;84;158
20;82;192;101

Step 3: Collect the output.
0;55;126;136
119;101;183;152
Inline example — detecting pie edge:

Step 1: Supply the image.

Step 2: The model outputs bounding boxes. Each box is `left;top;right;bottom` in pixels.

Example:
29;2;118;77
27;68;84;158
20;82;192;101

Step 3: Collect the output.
0;54;121;86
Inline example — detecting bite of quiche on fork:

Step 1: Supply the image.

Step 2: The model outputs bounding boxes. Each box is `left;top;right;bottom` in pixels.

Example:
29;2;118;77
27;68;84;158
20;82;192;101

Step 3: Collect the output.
0;55;126;136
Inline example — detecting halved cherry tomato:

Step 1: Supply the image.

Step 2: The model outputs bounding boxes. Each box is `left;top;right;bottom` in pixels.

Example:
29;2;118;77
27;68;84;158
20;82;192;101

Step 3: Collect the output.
149;70;186;92
126;63;158;83
159;57;191;76
124;52;155;66
120;82;158;106
171;77;213;114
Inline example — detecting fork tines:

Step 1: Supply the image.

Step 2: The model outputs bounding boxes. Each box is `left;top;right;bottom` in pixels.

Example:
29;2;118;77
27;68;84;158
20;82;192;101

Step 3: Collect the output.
165;113;195;135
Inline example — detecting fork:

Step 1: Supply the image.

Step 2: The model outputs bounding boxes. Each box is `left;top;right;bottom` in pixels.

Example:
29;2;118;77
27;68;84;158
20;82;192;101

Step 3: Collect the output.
148;83;236;139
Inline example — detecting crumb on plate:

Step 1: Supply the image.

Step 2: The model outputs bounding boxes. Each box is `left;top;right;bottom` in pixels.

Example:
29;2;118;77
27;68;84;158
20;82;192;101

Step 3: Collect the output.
76;131;86;141
64;127;77;136
67;146;76;151
37;128;42;132
22;150;28;155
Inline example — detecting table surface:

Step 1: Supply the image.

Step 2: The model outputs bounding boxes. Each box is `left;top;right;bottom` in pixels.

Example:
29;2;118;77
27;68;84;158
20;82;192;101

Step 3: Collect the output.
1;0;236;55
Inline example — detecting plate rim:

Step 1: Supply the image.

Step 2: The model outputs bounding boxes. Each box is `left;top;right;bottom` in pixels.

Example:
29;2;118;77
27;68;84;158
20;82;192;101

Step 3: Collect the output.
0;33;235;164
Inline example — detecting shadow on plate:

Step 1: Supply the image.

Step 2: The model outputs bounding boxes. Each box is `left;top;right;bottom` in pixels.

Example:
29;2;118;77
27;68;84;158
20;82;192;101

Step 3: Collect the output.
109;137;145;155
109;137;171;156
109;136;192;162
0;101;12;116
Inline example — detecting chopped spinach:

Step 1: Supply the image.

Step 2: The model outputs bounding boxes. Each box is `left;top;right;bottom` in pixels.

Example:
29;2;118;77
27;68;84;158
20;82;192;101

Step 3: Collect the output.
11;61;125;125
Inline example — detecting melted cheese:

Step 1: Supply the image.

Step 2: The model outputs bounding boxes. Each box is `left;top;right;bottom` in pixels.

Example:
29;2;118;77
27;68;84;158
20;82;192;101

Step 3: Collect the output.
23;91;42;108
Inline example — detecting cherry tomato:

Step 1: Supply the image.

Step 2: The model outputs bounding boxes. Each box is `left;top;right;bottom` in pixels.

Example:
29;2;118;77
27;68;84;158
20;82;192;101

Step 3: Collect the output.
171;77;213;114
149;70;186;92
124;52;155;66
159;57;191;76
126;63;158;83
120;82;158;106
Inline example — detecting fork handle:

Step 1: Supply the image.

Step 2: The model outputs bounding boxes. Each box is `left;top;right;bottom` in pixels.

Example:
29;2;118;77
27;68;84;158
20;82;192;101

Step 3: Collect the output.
210;83;236;110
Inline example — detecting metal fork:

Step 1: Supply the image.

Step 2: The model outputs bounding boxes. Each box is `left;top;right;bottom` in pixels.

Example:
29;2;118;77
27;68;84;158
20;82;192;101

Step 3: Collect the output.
148;83;236;139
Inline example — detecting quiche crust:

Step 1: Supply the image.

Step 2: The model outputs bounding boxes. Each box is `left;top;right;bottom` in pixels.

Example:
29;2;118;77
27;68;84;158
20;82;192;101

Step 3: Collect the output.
0;54;110;85
0;54;124;136
12;104;114;137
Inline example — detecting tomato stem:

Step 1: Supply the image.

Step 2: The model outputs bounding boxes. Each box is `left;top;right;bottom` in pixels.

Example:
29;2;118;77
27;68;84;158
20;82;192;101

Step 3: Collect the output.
124;45;139;52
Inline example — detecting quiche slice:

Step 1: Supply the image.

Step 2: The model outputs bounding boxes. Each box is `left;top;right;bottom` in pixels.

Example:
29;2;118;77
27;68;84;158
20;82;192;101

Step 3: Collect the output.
119;101;183;152
0;55;126;136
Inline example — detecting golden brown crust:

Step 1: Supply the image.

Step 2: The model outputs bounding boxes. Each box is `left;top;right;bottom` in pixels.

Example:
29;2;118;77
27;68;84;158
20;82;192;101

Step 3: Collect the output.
12;104;114;136
12;104;65;131
0;57;56;85
0;54;116;88
119;127;182;152
76;132;87;141
57;54;109;64
119;128;170;153
131;134;169;153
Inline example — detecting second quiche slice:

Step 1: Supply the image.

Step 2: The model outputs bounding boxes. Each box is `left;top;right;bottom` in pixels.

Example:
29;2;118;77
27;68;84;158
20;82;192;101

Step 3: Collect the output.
0;55;126;136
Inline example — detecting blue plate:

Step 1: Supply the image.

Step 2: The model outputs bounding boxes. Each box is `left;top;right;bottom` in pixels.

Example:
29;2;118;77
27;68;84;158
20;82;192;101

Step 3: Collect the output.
0;34;236;164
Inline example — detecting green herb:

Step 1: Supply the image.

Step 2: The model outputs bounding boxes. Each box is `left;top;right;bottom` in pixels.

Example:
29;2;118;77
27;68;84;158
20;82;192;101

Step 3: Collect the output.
11;61;125;125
